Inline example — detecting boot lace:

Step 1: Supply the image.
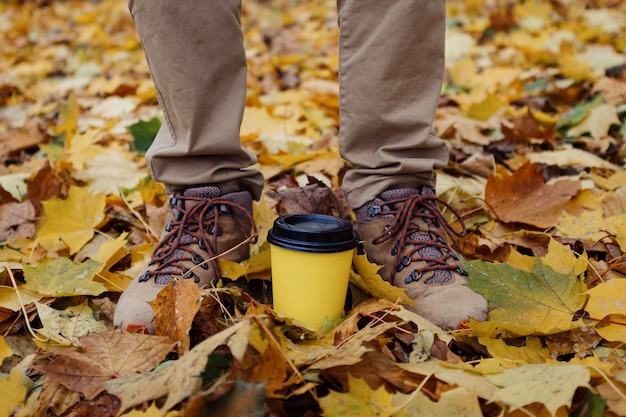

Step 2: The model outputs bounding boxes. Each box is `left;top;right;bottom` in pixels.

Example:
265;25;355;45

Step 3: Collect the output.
368;192;468;285
138;194;256;285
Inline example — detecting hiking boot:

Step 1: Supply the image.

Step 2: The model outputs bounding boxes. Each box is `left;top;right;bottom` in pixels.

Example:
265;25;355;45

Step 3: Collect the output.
113;186;255;333
356;186;487;329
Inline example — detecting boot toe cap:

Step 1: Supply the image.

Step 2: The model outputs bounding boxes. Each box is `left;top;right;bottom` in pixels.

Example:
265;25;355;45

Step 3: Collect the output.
408;285;488;330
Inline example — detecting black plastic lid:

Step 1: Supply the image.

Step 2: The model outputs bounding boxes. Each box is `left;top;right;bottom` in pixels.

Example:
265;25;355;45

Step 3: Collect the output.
267;214;358;253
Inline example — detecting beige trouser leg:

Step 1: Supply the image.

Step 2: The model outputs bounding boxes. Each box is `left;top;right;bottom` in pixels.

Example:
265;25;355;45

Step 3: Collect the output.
337;0;449;209
129;0;448;209
128;0;265;200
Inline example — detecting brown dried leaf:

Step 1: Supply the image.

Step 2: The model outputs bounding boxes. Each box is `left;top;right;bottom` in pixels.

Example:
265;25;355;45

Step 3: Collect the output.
266;182;343;217
0;119;46;160
485;163;580;228
0;185;18;205
26;160;67;215
323;343;424;393
0;200;36;242
150;279;202;355
36;378;82;417
102;319;253;414
32;330;175;400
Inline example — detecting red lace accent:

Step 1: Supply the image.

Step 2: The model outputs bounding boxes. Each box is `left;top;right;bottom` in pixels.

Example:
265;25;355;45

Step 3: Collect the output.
139;195;256;284
371;193;467;284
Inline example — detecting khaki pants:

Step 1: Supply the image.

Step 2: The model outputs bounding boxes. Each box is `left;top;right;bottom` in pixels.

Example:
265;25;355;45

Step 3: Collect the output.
128;0;448;209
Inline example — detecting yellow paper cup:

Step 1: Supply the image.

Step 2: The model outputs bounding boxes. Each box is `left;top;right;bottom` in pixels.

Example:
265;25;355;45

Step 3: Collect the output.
268;214;357;330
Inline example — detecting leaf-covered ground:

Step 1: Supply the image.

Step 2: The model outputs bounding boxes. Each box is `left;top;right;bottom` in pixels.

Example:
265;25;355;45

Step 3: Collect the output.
1;0;626;416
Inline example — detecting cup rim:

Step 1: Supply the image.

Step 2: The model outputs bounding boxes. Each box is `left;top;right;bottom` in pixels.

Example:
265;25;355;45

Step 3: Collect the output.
267;214;358;253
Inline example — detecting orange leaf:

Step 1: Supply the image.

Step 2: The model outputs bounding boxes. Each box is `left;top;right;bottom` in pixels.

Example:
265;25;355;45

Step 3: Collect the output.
485;163;579;228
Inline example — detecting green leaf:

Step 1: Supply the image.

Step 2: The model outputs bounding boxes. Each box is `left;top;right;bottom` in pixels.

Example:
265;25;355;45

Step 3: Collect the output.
466;258;586;337
22;257;106;297
571;389;606;417
127;117;161;154
556;94;603;134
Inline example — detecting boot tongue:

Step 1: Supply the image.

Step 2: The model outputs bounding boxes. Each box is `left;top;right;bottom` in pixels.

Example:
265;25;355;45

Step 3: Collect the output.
153;186;223;285
182;185;222;199
381;187;452;285
379;186;433;201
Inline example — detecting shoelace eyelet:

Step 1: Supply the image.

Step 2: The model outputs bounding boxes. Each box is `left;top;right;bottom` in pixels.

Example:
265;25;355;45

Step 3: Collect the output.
391;241;400;256
405;270;423;284
208;222;223;236
191;253;203;265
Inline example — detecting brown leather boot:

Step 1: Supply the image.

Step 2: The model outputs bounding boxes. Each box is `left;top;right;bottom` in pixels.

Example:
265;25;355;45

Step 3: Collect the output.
113;186;255;333
356;187;487;329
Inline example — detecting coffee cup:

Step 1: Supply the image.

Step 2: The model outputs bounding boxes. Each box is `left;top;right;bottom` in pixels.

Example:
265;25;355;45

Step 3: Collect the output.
267;214;357;329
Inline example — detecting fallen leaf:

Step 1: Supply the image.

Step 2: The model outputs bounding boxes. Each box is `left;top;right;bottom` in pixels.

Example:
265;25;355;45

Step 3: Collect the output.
0;366;29;417
35;300;109;346
485;162;580;228
318;374;402;416
26;160;67;215
37;186;107;254
72;144;146;196
567;104;621;139
33;329;174;400
184;380;268;417
351;253;413;306
0;201;36;242
0;285;40;312
487;364;590;416
0;335;13;362
22;257;107;297
466;258;586;337
102;319;253;414
396;386;483;417
150;279;202;355
586;279;626;342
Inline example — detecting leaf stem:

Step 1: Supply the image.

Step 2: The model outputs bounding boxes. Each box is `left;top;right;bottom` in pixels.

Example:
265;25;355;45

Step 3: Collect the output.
4;265;48;343
253;315;306;384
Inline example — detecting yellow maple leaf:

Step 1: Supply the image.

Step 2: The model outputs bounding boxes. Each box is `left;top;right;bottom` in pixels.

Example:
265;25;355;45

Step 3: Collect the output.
65;129;104;171
72;143;146;196
466;94;508;121
567;104;621;139
540;238;588;277
586;279;626;343
395;386;483;417
92;232;132;292
557;210;626;252
477;336;556;366
0;335;13;362
37;186;106;254
0;367;28;417
54;91;78;139
35;300;108;347
0;285;40;312
318;374;401;417
449;57;478;88
559;54;595;82
351;253;413;306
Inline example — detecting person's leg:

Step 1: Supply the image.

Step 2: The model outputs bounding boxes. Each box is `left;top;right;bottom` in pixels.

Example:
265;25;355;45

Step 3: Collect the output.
131;0;264;198
337;0;488;329
115;0;261;333
336;0;448;210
